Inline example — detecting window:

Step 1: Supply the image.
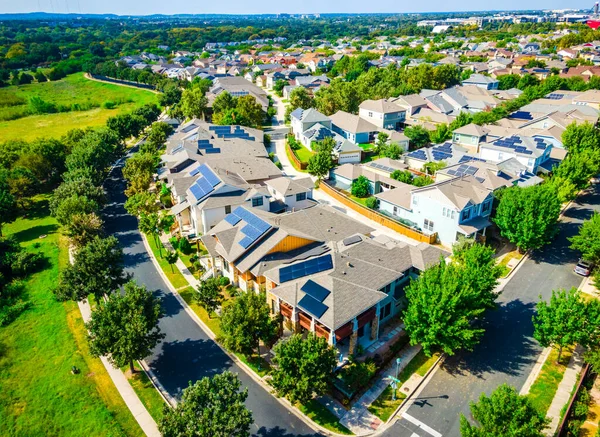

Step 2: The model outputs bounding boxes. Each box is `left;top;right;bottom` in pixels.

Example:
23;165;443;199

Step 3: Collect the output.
412;196;418;206
393;206;399;216
368;111;373;117
424;219;434;232
252;197;263;207
471;136;476;144
225;205;231;214
380;302;392;319
443;207;447;217
481;201;491;214
462;208;471;221
296;192;306;201
223;259;229;272
498;152;504;160
451;210;455;219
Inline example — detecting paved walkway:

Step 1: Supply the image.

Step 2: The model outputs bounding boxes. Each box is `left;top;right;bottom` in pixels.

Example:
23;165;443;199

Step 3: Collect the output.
544;345;586;436
159;234;201;288
78;300;161;437
322;345;422;435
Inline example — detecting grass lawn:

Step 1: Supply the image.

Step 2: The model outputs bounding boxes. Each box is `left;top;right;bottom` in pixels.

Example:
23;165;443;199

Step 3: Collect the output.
358;143;373;151
361;153;383;163
145;235;190;289
285;144;308;173
0;72;158;142
368;351;440;422
0;196;143;437
121;362;166;423
299;400;352;435
348;194;372;207
293;144;315;163
527;347;574;415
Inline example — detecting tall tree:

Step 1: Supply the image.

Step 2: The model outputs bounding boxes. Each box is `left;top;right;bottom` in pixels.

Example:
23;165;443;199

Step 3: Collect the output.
270;333;336;404
219;291;278;355
562;122;600;154
87;280;164;373
493;184;561;253
195;277;223;317
532;288;594;363
180;86;208;119
54;236;128;302
0;170;17;236
285;87;314;120
307;149;334;181
165;250;178;273
351;175;371;198
158;371;252;437
404;125;430;149
235;95;265;128
570;212;600;264
212;91;237;115
122;152;157;196
460;384;548;437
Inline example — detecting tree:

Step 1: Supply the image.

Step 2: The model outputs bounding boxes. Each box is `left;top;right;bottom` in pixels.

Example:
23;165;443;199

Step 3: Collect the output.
51;194;99;228
423;161;446;176
195;277;223;316
493;184;561;252
122;152;157;196
351;175;371;198
429;123;451;144
562;122;600;154
366;196;378;209
125;192;159;217
517;74;540;90
404;125;430;149
158;371;252;437
533;288;593;363
454;243;503;303
212;91;237;115
65;212;104;248
460;384;548;437
383;143;403;159
165;251;178;273
285;87;314;121
374;132;389;155
87;280;164;373
0;171;17;236
158;83;182;108
219;291;278;355
180;86;208;119
403;257;498;356
107;114;145;141
552;149;600;191
307;149;333;181
270;334;336;404
54;236;128;302
146;122;174;151
235;95;265;128
274;79;287;97
570;212;600;264
391;169;414;184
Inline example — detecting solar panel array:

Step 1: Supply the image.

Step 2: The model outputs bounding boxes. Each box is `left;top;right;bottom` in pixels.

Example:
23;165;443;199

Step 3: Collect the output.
208;125;255;141
493;135;534;155
459;155;486;164
223;206;272;249
189;164;221;201
534;137;549;150
279;254;333;283
431;142;453;162
510;111;533;120
446;164;479;177
368;163;396;173
407;149;427;160
547;93;564;100
298;280;331;319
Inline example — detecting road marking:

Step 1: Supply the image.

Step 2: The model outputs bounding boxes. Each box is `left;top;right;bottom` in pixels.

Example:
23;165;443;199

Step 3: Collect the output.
411;433;421;437
403;413;442;437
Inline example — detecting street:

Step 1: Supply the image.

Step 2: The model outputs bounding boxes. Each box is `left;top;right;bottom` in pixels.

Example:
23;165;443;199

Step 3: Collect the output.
382;184;599;437
102;157;323;437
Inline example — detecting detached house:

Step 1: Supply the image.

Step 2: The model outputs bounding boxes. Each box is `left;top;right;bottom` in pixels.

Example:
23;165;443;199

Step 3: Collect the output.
358;99;406;130
461;73;499;90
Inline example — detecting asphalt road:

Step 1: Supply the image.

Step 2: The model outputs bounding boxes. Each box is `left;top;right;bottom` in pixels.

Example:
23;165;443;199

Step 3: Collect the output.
383;183;600;437
102;157;322;437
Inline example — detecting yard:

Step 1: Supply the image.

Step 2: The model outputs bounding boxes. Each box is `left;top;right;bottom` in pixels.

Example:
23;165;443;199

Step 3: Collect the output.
0;72;158;142
0;196;143;436
293;143;315;163
527;347;574;415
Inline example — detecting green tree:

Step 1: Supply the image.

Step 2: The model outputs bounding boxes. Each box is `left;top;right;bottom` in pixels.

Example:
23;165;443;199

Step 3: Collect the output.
0;171;18;236
87;280;164;373
125;192;159;217
390;169;414;184
195;277;223;316
460;384;548;437
165;251;178;273
285;87;314;121
51;195;99;229
570;212;600;264
64;212;104;248
493;185;561;252
212;91;237;115
366;196;378;209
274;79;287;97
146;122;174;151
54;236;128;302
429;123;451;144
180;86;208;119
423;161;446;176
454;243;503;302
351;175;371;198
404;125;430;149
122;152;157;196
219;291;278;355
307;149;334;181
138;212;161;255
158;371;252;437
235;95;265;128
383;143;403;159
374;132;389;155
562;122;600;154
158;83;182;107
533;288;593;363
270;334;336;404
404;257;498;356
517;74;540;90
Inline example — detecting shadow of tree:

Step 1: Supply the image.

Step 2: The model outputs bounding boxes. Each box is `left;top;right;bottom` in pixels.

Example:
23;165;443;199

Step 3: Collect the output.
9;224;59;244
253;426;324;437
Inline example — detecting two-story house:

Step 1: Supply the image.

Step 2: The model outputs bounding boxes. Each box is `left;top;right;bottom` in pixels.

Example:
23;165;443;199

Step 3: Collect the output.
264;176;316;213
358;99;407;130
451;123;491;153
461;73;499;90
290;108;333;145
478;134;553;173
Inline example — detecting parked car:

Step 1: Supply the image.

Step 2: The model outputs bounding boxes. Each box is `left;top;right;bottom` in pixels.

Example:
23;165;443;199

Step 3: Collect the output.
574;258;594;277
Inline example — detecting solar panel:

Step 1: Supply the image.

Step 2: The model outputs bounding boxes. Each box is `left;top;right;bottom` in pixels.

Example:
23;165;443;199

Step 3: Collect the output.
547;93;564;100
189;167;201;176
225;213;241;226
298;294;328;319
466;167;478;175
204;148;221;154
189;183;207;201
301;280;330;301
447;169;457;175
239;236;254;249
241;224;261;240
199;164;220;187
343;235;362;246
278;254;333;283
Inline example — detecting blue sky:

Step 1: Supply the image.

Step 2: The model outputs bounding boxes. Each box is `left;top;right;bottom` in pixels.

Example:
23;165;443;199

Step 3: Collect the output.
3;0;590;15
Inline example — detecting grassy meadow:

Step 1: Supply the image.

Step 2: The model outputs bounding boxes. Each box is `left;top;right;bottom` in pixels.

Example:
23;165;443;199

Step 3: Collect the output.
0;73;158;142
0;196;143;437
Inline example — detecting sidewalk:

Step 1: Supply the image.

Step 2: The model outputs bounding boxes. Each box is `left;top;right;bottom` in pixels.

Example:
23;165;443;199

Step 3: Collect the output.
78;300;161;437
159;234;201;288
544;345;585;436
320;345;422;436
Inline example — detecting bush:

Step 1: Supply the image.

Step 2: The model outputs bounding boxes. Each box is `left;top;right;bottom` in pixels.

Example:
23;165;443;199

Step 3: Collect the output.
178;237;193;255
351;176;371;198
28;95;57;115
365;197;378;209
340;359;378;392
102;100;117;109
219;276;230;287
10;251;46;277
169;236;179;250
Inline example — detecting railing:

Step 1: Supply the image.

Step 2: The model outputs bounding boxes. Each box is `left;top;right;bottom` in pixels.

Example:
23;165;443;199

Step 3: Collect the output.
320;180;437;244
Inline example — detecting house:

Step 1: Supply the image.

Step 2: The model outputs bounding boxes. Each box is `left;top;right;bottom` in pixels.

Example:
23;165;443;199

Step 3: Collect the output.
265;176;316;213
201;203;446;351
330;161;408;193
392;94;429;117
330;110;379;145
376;175;494;246
358;99;407;130
478;134;553;173
461;73;499;90
404;142;470;171
290;108;333;146
208;77;270;112
452;123;491;152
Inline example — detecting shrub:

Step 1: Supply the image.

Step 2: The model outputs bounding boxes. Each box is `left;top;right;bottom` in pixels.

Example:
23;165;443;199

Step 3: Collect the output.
10;251;46;277
219;276;230;287
366;197;378;209
340;359;378;392
169;236;179;250
102;100;117;109
351;175;371;198
28;95;57;115
178;237;193;255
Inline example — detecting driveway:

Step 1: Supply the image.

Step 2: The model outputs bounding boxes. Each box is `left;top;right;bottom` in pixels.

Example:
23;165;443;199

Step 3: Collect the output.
381;184;599;437
102;156;323;437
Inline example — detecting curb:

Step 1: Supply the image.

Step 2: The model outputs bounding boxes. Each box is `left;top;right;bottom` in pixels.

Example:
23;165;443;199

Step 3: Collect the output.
140;232;350;437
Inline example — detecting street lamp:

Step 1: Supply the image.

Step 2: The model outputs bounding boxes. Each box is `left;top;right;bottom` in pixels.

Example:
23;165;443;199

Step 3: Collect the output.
396;357;401;380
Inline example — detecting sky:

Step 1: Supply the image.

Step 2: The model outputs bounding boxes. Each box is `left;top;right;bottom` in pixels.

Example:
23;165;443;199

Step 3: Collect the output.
0;0;591;16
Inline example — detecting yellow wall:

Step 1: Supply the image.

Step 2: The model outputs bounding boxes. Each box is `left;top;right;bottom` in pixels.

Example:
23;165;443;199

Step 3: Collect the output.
267;235;316;254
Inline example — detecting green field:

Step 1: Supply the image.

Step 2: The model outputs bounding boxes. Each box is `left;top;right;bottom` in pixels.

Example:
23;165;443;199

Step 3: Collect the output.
0;197;143;437
0;73;158;142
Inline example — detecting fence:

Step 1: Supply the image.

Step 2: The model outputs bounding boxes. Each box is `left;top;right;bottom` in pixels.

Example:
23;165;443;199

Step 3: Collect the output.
320;180;437;244
89;74;157;91
286;141;308;170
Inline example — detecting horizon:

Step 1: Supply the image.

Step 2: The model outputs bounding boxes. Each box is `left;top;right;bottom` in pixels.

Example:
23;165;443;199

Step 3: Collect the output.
0;1;592;17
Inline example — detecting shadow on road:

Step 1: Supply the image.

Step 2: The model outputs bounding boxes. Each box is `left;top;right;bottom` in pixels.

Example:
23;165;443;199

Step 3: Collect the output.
254;427;323;437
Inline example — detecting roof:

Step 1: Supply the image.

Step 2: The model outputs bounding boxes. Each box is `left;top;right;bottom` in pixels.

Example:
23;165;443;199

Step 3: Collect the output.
413;175;492;210
359;99;405;114
453;123;490;137
265;176;313;196
330;110;378;134
375;183;413;210
462;73;498;85
290;107;330;124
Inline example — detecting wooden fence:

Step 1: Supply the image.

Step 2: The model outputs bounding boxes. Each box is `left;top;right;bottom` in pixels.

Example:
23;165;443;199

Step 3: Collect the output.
320;180;437;244
286;142;308;170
